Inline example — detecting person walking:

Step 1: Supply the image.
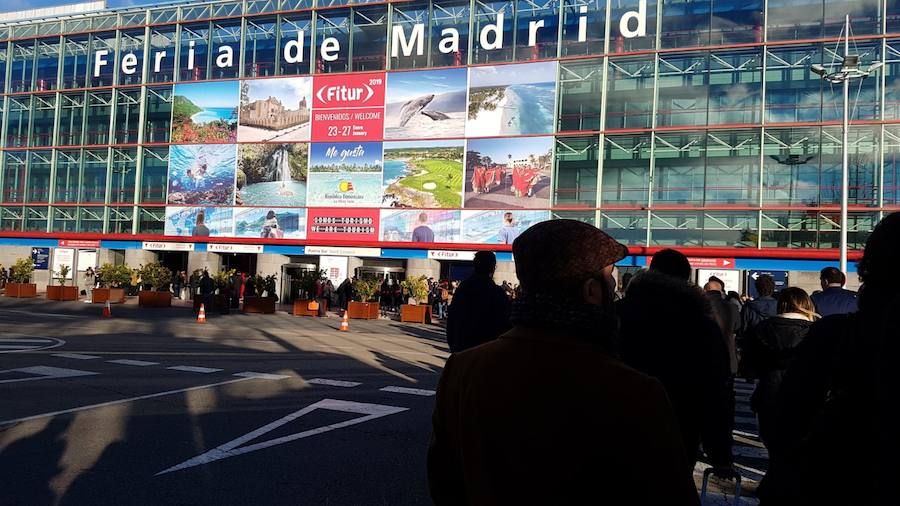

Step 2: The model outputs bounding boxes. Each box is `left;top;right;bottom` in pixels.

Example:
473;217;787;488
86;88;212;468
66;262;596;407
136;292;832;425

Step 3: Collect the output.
704;277;741;376
617;248;735;475
429;221;699;505
810;266;858;316
444;251;511;353
741;274;778;337
189;270;199;300
172;270;183;300
759;213;899;505
198;270;214;309
230;270;243;309
740;287;816;452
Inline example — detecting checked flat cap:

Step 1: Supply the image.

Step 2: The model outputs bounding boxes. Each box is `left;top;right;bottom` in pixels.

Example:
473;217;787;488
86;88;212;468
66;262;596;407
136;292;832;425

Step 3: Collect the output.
512;219;628;292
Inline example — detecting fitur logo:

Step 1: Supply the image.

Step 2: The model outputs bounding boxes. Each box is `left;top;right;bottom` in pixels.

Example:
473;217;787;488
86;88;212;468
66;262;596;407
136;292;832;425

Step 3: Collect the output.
316;84;376;106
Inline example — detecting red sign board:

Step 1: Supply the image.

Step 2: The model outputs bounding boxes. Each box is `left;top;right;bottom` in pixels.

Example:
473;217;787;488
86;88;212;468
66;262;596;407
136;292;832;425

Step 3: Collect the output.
644;256;735;269
58;239;101;248
311;72;385;142
306;208;380;242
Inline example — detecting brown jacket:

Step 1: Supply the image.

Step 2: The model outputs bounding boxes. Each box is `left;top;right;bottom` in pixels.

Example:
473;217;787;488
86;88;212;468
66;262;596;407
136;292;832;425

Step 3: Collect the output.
428;326;700;505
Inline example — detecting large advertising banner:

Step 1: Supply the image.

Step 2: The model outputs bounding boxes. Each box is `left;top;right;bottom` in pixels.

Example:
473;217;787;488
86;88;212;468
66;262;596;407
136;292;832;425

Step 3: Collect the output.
307;141;383;207
164;206;234;237
464;136;553;209
233;207;307;239
461;210;549;245
172;81;239;143
307;208;380;242
311;72;386;142
238;77;312;142
466;61;558;138
382;140;464;208
380;209;462;243
237;143;308;207
167;144;238;205
384;68;468;140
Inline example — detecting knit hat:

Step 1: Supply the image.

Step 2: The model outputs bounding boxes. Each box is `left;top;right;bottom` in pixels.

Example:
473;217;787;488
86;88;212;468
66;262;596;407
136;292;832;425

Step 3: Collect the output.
512;219;628;293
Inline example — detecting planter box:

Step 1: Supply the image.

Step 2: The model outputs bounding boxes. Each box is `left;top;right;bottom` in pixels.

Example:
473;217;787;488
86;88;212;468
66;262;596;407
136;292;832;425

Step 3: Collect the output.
400;304;432;324
293;299;320;317
92;287;126;304
215;294;231;314
47;285;79;301
243;296;277;314
347;301;379;320
5;283;37;298
139;291;172;308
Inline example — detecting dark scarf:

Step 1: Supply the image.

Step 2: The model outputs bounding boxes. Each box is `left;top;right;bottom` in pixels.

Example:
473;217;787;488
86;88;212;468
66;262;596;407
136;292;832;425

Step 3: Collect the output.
511;291;619;351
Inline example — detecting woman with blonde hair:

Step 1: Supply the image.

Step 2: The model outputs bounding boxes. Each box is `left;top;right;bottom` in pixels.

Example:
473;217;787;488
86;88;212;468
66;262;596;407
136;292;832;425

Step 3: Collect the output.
741;287;817;451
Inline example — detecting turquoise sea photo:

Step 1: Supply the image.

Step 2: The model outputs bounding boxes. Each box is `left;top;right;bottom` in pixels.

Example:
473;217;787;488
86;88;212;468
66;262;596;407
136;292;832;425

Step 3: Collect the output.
172;81;239;143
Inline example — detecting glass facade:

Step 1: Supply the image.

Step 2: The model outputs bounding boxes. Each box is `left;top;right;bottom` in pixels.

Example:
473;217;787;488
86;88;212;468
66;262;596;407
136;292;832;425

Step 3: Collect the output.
0;0;896;254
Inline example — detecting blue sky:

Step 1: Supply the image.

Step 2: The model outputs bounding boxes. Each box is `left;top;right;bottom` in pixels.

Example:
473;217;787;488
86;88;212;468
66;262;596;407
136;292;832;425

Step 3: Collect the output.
245;76;311;106
174;81;239;109
467;136;554;160
469;61;558;88
2;0;141;13
385;68;468;104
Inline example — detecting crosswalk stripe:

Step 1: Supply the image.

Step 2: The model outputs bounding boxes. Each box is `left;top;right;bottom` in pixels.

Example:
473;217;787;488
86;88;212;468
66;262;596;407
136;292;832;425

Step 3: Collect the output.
0;345;42;349
306;378;361;387
167;366;223;374
53;353;101;360
0;339;54;343
380;386;436;396
108;359;158;366
234;372;291;380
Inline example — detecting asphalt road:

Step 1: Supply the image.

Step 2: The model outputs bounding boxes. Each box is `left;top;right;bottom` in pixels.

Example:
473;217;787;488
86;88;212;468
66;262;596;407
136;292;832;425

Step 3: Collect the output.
0;297;447;506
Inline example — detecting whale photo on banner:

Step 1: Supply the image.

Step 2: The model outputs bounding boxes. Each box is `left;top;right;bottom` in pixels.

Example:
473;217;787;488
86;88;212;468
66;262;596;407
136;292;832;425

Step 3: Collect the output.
384;68;468;140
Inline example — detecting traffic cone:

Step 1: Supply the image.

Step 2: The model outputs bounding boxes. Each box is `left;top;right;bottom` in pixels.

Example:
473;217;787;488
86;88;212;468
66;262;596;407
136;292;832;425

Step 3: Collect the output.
102;300;111;318
339;311;349;332
197;303;207;324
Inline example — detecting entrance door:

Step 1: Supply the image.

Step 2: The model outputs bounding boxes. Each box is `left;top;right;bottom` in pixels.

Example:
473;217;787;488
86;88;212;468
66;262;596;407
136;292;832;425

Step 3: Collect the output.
157;251;188;273
282;263;318;303
221;253;257;277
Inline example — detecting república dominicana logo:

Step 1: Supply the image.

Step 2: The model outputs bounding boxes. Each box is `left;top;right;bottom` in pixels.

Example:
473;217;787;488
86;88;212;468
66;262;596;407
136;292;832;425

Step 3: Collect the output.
90;0;648;78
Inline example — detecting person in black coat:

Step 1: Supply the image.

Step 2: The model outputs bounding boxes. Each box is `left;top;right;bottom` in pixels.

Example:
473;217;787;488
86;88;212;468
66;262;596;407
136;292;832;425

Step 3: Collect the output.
740;287;815;451
445;251;511;353
617;249;734;474
758;213;899;505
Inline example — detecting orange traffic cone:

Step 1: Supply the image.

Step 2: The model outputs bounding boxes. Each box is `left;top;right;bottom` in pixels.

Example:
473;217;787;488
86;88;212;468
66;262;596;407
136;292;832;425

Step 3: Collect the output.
197;303;207;324
102;300;111;318
339;311;349;332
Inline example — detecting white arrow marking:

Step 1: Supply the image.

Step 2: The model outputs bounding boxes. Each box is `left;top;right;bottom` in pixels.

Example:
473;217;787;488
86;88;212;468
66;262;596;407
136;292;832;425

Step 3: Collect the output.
0;365;98;384
155;399;408;476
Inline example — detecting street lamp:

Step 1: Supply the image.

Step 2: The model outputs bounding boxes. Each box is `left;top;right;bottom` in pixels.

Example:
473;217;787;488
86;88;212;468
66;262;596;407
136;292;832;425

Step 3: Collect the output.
810;15;882;276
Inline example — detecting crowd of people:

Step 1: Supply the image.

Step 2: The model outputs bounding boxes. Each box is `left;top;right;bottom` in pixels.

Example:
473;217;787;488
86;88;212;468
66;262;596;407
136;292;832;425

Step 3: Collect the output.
429;214;898;504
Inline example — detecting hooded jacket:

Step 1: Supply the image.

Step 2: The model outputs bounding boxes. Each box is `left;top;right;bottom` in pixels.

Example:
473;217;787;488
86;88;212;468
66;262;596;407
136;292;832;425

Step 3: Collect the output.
741;315;812;413
617;270;734;469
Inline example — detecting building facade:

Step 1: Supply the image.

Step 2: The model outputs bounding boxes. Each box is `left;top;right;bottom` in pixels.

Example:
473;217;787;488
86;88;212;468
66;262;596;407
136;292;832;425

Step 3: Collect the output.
1;0;897;296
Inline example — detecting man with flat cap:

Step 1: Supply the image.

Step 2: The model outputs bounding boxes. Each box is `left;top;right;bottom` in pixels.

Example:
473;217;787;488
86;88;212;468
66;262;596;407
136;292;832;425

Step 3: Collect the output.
428;220;699;505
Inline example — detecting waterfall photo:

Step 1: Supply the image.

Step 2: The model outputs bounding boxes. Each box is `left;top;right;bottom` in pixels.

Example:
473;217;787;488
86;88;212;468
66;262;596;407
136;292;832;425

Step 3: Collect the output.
236;143;309;207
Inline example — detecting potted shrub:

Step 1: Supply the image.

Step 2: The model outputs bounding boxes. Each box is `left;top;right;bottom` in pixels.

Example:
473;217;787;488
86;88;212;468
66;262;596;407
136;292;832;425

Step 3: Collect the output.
5;258;37;298
137;262;173;308
400;275;432;324
243;273;278;314
293;270;325;317
47;264;78;301
347;277;380;319
93;263;131;303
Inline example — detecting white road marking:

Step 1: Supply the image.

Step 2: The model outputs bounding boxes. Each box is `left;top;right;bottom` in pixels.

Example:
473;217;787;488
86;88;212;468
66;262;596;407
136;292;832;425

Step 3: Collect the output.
233;372;291;380
53;353;101;360
167;366;223;374
379;386;436;396
733;429;759;439
0;337;65;353
0;309;79;319
108;359;159;366
156;398;408;475
0;376;284;426
0;365;98;384
305;378;361;387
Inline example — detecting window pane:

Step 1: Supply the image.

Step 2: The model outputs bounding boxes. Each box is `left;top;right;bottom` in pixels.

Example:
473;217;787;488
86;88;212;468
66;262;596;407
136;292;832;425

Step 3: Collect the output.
108;206;134;234
431;0;470;67
62;36;90;89
78;206;104;233
244;17;278;77
316;10;350;73
558;58;603;132
27;152;52;203
279;14;313;75
554;135;599;207
765;45;823;123
119;30;145;86
10;41;35;93
55;150;81;203
660;0;710;49
81;150;108;203
36;38;60;91
89;32;116;87
884;127;900;205
657;53;709;128
767;0;823;41
5;97;31;148
139;207;166;234
704;130;760;204
609;0;658;53
25;206;49;232
180;23;210;81
0;207;25;231
111;149;137;204
472;1;514;64
211;20;242;80
561;0;605;57
2;152;27;203
602;134;651;207
149;25;177;83
52;207;78;233
58;93;86;146
763;128;823;206
653;131;706;205
606;56;655;130
601;211;648;245
114;90;142;145
145;86;173;144
515;0;558;61
390;2;429;69
30;95;56;147
141;147;169;203
711;0;763;45
352;6;388;71
86;92;113;145
708;49;761;125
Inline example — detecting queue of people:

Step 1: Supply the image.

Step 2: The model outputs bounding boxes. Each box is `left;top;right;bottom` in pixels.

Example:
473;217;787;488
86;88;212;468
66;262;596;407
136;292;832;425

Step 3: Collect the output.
430;214;897;505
